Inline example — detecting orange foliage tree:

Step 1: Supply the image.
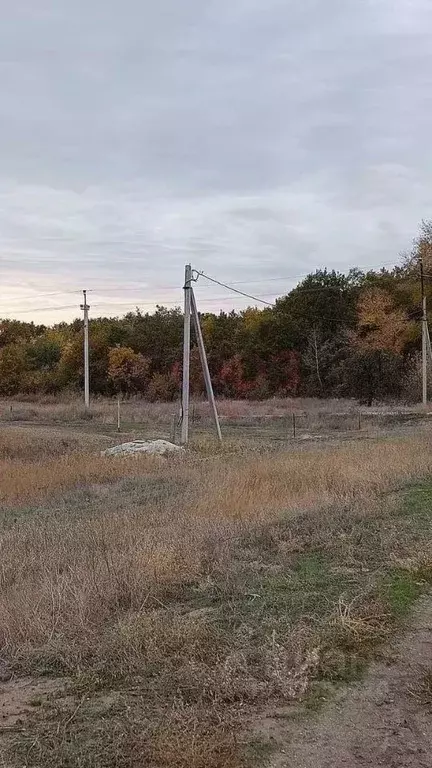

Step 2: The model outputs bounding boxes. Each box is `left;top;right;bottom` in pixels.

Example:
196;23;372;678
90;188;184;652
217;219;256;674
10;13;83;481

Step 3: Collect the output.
108;347;150;394
353;287;415;354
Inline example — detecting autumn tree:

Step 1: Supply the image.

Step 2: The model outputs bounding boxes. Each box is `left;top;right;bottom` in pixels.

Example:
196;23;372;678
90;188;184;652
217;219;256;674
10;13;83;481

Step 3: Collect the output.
342;287;414;405
0;235;428;402
353;287;415;354
403;220;432;277
146;372;178;402
108;347;150;394
218;355;246;398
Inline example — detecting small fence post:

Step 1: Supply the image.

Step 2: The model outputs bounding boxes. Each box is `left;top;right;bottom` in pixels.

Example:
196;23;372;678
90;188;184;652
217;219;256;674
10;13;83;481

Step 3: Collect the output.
170;412;177;443
292;412;296;439
117;397;121;433
358;412;361;431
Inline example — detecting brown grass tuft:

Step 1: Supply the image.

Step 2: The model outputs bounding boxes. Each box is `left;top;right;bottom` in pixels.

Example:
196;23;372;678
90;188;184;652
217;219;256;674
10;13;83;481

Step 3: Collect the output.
0;452;164;506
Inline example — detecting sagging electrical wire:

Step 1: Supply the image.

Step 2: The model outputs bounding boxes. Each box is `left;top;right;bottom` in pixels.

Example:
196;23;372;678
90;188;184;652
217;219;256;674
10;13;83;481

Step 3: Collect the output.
193;271;275;306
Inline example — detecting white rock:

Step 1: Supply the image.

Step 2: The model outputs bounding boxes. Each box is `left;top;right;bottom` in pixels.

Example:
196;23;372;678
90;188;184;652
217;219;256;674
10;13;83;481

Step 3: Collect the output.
102;439;184;457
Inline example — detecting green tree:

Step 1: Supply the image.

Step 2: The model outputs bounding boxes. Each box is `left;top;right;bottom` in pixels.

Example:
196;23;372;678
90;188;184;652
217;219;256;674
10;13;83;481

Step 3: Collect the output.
0;343;28;395
302;330;349;397
342;349;405;406
0;319;45;348
123;307;183;374
274;269;362;351
200;310;241;378
26;336;62;372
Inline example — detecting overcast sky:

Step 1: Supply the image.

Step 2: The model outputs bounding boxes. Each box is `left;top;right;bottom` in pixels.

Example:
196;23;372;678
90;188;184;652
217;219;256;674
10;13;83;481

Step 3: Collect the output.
1;0;432;322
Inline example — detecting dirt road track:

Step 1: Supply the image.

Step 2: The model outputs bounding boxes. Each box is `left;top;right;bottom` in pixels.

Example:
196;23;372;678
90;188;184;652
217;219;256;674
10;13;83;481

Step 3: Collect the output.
259;597;432;768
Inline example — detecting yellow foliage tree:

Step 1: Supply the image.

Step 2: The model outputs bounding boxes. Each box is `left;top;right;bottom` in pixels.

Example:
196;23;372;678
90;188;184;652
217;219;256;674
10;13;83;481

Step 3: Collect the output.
353;288;415;354
108;347;150;394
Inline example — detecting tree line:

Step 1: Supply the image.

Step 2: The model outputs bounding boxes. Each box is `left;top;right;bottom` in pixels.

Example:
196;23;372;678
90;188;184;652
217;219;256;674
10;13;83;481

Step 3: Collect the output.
1;223;432;405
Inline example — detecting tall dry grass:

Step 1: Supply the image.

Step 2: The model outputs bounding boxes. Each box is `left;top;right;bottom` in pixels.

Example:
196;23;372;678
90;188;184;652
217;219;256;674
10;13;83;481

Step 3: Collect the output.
0;424;114;461
1;394;355;421
1;394;421;429
1;434;432;674
0;452;164;506
0;425;162;505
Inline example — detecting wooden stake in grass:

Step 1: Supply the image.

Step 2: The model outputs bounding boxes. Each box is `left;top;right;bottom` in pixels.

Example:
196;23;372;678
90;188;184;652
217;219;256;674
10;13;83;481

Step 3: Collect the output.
170;412;177;443
117;397;121;433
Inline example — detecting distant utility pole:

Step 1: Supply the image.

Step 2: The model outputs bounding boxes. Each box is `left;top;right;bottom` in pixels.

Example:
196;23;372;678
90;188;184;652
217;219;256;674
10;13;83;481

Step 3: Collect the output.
181;265;192;444
80;289;90;409
420;256;427;406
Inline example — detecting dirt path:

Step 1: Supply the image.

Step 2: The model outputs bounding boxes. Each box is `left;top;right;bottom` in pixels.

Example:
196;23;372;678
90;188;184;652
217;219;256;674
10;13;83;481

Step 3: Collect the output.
1;602;432;768
257;597;432;768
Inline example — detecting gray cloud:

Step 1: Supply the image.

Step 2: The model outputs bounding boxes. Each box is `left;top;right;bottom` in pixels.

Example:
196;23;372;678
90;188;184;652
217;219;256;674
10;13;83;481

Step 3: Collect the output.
1;0;432;322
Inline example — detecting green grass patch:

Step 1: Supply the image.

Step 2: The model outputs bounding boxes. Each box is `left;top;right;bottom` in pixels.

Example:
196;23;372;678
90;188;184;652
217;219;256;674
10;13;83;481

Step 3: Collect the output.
383;570;424;618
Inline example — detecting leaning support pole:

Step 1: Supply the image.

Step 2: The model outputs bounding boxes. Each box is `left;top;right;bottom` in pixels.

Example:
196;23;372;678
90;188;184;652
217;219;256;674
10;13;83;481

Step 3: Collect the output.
422;296;428;406
190;287;222;443
426;321;432;365
420;257;428;406
181;265;192;445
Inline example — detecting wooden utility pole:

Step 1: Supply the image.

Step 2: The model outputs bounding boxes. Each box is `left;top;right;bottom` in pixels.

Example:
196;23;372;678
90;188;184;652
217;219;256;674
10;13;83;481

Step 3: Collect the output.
190;288;222;442
80;290;90;409
181;265;192;444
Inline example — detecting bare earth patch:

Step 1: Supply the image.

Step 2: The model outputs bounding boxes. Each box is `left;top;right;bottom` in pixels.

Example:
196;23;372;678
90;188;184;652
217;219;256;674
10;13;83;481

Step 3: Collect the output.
0;677;64;729
260;596;432;768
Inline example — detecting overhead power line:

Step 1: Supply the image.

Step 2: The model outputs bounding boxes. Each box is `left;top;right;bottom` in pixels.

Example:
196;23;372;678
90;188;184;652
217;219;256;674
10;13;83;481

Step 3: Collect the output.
2;292;282;317
195;271;275;306
2;258;402;305
90;292;281;308
2;258;414;317
2;304;79;315
4;289;85;304
193;270;378;304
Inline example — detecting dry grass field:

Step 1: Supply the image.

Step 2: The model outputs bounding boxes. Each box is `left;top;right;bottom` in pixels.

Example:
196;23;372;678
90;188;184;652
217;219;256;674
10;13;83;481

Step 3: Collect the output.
1;394;358;423
1;403;432;767
0;394;426;440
